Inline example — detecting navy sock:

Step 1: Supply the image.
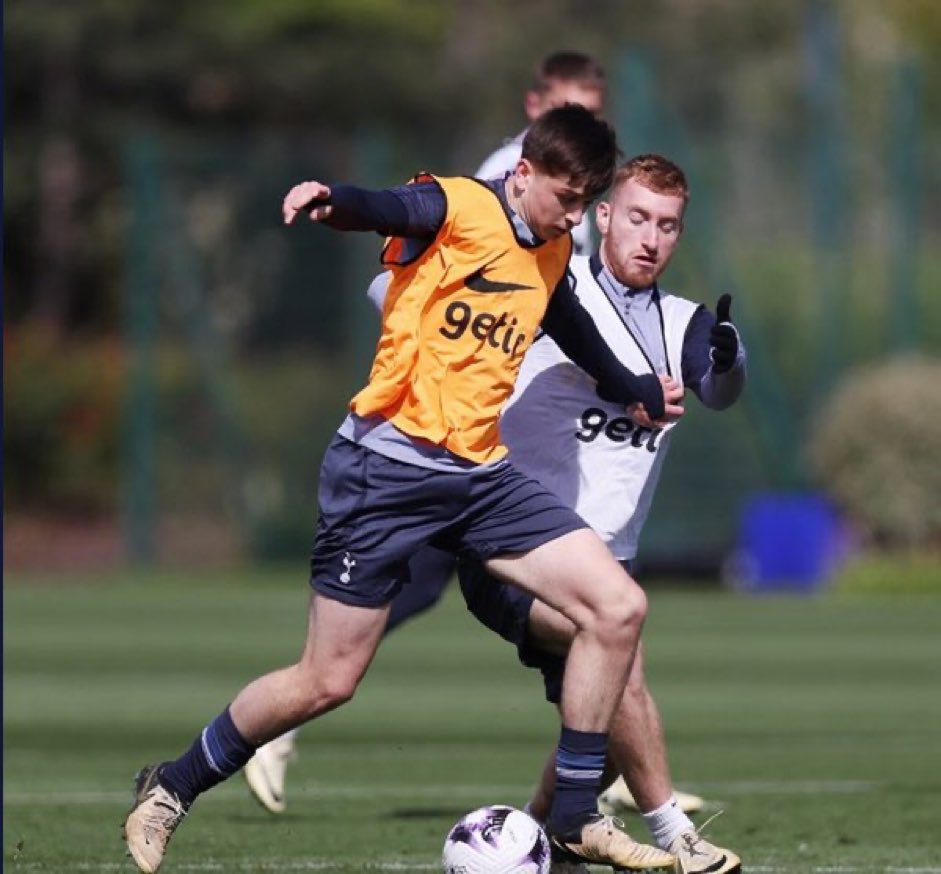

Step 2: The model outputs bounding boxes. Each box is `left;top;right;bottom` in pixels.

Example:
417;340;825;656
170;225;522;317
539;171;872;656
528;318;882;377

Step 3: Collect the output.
547;726;608;833
159;707;256;806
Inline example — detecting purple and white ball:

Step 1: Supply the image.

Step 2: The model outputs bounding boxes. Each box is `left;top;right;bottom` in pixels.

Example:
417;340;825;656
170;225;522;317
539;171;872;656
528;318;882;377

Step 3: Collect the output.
442;805;551;874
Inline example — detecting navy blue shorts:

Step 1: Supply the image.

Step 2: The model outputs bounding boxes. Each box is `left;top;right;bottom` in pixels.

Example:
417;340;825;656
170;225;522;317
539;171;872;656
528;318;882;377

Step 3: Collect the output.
458;556;635;705
310;435;588;608
385;546;456;633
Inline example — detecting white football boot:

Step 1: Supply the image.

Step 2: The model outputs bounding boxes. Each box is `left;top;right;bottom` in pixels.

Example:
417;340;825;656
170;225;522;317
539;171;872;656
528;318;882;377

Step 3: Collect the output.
243;730;298;813
598;776;706;815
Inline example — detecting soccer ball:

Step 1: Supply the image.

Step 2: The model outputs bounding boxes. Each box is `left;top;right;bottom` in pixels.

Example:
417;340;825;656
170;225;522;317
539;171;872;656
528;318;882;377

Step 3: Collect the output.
442;805;551;874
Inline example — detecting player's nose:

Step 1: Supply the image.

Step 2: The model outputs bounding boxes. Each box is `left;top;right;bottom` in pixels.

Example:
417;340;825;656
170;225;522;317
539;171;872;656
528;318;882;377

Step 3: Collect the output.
641;226;659;251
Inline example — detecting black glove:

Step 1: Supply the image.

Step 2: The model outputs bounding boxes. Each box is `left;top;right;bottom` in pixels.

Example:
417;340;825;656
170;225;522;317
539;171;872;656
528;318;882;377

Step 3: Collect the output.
709;293;738;374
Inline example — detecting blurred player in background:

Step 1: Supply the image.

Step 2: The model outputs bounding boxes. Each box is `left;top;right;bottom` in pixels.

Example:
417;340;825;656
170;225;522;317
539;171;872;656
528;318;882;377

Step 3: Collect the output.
459;153;745;873
477;50;606;256
124;106;678;874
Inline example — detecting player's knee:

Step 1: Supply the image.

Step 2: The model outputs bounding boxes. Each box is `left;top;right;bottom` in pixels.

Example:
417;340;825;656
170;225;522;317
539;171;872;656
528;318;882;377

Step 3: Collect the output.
318;671;360;710
293;666;360;717
591;583;647;643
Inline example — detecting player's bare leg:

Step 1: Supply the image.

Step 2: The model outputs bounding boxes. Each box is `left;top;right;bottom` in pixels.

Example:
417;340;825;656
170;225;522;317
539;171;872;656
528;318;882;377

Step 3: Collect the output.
486;531;640;734
524;639;673;816
600;649;705;814
600;650;705;815
520;604;739;873
606;643;673;809
244;547;457;813
228;595;389;738
486;529;673;871
124;595;389;873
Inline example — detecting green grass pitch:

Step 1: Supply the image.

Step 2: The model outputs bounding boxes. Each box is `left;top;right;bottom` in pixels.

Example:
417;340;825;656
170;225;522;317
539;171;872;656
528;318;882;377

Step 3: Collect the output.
4;567;941;872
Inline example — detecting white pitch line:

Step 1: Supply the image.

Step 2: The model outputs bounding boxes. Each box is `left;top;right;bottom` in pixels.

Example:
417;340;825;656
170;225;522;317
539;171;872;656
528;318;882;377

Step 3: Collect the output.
747;869;941;874
0;862;441;872
7;861;941;873
3;778;879;806
690;779;880;795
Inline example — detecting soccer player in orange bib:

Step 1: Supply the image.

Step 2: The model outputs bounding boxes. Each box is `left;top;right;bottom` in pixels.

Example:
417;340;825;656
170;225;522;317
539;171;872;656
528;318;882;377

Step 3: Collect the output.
123;105;678;873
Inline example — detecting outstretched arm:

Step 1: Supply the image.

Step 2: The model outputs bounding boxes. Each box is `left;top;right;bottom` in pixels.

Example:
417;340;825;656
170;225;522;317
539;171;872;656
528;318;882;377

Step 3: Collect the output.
541;278;673;421
282;180;447;238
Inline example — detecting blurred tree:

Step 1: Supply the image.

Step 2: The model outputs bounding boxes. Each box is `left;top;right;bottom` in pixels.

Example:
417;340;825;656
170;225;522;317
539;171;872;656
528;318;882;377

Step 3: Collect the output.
4;0;456;330
4;0;940;334
6;0;940;559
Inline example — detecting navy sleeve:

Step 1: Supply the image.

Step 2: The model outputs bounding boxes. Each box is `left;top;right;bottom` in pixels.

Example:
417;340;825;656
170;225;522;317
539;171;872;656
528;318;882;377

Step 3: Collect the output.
325;181;446;238
680;306;713;389
542;276;665;418
682;304;747;409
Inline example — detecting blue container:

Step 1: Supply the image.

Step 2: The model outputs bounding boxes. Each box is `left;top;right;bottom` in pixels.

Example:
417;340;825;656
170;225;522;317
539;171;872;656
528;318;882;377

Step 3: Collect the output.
735;492;849;593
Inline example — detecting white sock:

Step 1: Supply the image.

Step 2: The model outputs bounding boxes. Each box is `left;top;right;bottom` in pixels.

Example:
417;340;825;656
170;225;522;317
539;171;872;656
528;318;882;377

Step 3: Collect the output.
642;795;694;850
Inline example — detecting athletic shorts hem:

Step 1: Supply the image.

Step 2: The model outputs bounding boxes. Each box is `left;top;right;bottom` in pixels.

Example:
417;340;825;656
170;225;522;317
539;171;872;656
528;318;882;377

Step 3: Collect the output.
471;516;589;561
309;576;399;609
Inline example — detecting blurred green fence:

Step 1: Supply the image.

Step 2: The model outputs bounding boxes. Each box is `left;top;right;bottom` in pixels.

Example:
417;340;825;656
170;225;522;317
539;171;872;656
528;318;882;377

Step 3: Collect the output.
117;43;936;570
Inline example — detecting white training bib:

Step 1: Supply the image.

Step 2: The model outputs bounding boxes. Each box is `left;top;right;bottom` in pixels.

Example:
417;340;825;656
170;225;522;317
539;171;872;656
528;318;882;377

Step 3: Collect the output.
501;255;699;559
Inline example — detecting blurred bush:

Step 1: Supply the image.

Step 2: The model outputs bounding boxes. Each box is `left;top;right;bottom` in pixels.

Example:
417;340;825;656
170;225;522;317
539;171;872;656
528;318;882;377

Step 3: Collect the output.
832;550;941;595
230;355;353;560
810;356;941;548
143;348;352;559
4;326;347;547
4;326;124;512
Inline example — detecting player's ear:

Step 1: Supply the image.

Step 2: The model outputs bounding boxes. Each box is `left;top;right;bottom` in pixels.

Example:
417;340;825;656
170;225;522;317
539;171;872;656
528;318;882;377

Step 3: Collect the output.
508;159;533;201
595;200;611;235
514;158;534;189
